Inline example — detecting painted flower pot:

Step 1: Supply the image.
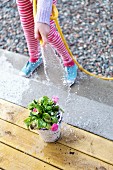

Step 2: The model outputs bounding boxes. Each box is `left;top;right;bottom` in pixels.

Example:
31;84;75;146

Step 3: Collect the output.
38;112;63;142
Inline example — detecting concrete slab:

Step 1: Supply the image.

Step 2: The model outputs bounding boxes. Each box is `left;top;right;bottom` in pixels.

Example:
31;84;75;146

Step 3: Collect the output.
0;48;113;140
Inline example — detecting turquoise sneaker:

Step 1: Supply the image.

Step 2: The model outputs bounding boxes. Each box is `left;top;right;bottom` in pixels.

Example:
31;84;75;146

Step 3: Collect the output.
19;57;43;77
64;64;78;86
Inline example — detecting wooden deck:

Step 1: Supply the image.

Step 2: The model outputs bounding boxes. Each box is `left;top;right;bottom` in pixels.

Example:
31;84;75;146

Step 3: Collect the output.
0;99;113;170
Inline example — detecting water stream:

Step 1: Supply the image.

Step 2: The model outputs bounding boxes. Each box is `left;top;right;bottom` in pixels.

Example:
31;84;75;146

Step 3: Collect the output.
41;45;50;82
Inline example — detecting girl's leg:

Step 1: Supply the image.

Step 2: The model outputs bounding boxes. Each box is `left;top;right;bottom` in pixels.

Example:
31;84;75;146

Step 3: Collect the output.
48;24;77;86
16;0;42;77
16;0;39;62
48;0;77;85
48;24;75;67
48;0;74;67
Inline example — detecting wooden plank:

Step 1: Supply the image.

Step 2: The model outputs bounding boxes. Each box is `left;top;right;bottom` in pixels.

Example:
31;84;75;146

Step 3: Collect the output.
0;142;59;170
0;119;113;170
60;123;113;165
0;99;113;165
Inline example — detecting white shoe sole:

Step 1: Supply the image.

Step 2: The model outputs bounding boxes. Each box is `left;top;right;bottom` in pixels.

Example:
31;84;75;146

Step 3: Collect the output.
63;79;76;87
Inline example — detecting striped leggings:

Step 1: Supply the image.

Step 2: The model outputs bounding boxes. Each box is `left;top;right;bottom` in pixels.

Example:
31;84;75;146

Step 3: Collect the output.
16;0;74;66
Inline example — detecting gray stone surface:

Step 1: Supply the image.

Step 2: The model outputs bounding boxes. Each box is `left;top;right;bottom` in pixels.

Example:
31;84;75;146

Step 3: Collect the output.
0;48;113;140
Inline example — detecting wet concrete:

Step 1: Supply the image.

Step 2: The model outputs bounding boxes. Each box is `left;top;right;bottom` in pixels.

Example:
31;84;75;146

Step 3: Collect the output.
0;48;113;140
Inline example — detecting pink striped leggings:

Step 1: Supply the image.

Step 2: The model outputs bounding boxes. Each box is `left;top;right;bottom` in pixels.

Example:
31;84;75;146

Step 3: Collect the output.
16;0;74;66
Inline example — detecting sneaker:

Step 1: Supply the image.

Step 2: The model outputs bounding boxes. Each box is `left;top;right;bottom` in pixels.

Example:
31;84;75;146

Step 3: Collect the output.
19;57;43;78
64;64;78;86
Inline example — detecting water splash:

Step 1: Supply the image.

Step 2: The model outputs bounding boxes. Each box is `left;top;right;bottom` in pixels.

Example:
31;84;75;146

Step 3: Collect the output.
65;85;71;106
41;45;50;82
0;54;30;104
61;124;78;143
27;135;47;157
0;54;18;74
40;44;64;86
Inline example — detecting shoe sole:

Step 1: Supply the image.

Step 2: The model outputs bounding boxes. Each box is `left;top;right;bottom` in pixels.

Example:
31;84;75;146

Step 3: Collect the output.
63;69;78;87
63;79;76;87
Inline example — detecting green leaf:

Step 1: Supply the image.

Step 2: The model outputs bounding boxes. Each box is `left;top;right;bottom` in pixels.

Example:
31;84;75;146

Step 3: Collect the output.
40;96;48;104
30;112;41;120
24;117;32;128
46;106;52;111
43;113;52;123
31;116;38;121
46;123;51;130
30;121;37;130
52;105;59;112
35;105;43;113
59;108;64;113
27;105;34;110
48;100;54;105
51;116;58;123
31;112;38;115
33;99;37;104
24;117;31;123
43;96;49;100
28;103;36;110
38;119;47;129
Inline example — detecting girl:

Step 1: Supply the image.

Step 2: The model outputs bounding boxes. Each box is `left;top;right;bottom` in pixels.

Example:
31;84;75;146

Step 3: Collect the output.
16;0;78;86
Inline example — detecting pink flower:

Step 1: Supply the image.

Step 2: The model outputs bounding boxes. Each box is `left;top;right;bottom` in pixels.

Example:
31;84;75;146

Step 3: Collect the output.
51;123;58;131
33;108;37;112
52;96;59;104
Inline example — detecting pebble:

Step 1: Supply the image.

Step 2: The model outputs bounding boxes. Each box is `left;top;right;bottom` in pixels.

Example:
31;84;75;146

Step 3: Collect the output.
0;0;113;77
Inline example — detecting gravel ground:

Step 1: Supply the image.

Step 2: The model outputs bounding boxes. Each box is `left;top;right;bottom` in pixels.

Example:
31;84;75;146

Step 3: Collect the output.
1;0;113;77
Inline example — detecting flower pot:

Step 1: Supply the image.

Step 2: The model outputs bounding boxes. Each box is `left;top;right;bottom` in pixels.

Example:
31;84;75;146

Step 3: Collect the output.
38;112;63;142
